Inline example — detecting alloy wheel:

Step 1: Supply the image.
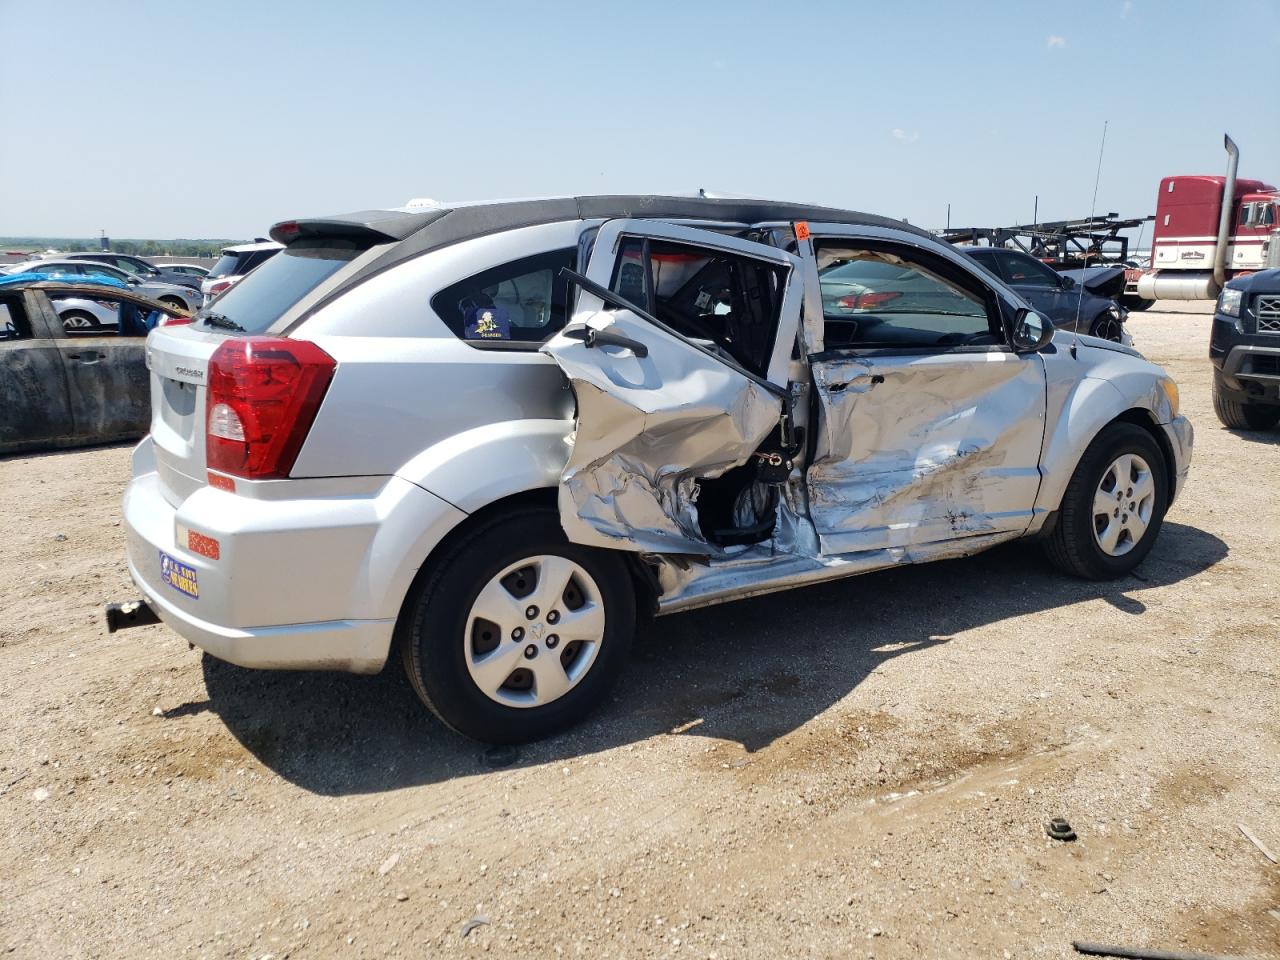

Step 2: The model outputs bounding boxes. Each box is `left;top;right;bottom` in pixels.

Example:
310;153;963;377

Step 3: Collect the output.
1092;453;1155;556
464;555;605;708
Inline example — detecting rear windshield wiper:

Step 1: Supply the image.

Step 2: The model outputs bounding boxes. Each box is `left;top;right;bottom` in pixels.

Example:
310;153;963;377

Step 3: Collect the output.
202;312;245;332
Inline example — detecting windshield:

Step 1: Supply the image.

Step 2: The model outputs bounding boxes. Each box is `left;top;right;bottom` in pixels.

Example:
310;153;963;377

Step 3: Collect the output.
200;240;365;334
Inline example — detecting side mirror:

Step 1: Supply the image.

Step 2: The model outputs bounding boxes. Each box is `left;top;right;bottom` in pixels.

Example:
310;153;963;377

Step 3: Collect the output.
1011;307;1055;352
127;276;142;286
1059;275;1075;290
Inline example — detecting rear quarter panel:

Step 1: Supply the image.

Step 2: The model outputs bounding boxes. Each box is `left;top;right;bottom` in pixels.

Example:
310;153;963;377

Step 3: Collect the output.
290;222;582;482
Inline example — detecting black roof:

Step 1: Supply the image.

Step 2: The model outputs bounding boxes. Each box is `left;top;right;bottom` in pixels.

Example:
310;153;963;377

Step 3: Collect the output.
271;196;932;315
271;194;929;247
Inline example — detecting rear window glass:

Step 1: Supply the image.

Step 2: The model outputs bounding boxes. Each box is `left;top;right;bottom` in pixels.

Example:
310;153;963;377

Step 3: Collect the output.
200;241;362;334
208;253;243;279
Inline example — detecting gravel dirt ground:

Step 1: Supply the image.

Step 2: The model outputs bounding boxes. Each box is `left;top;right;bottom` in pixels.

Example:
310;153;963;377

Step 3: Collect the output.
1;303;1277;960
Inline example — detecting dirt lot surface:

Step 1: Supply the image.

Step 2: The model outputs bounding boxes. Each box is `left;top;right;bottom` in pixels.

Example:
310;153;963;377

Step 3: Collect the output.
2;303;1278;959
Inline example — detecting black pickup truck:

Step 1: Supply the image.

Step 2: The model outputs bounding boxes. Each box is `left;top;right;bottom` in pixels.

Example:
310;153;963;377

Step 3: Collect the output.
1211;269;1280;430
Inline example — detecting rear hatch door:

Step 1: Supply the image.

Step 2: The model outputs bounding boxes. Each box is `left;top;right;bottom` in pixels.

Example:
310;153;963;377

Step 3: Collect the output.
146;235;379;506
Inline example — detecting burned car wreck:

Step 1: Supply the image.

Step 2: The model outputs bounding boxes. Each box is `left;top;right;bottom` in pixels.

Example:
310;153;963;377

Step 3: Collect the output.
1;277;191;454
107;196;1193;743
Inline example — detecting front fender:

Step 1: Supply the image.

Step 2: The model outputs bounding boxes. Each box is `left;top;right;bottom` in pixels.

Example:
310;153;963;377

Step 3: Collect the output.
396;418;572;514
1033;375;1133;521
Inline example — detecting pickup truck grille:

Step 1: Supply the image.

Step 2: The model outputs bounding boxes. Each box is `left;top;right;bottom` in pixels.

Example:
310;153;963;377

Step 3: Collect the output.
1256;295;1280;334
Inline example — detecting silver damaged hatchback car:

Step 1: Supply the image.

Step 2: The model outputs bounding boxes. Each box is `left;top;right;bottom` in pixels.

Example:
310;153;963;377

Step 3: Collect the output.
112;197;1193;743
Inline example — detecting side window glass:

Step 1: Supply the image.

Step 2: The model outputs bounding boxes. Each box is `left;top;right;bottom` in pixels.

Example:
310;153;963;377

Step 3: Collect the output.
608;237;787;378
431;248;574;346
817;245;996;350
0;298;29;341
49;295;158;337
998;252;1060;288
967;250;1005;281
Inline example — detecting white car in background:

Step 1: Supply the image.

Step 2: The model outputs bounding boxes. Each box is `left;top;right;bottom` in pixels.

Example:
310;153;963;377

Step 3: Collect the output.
155;263;211;280
201;240;282;306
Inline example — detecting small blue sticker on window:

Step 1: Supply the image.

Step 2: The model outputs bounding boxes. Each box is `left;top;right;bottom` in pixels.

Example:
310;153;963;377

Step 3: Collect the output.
159;551;199;599
465;306;510;341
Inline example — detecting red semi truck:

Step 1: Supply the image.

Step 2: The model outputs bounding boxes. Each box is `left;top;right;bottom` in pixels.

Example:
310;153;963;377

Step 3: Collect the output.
1135;134;1279;303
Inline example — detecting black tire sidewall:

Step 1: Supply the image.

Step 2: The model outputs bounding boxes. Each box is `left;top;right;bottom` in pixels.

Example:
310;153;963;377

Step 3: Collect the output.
402;508;635;743
1090;312;1122;342
1061;423;1169;578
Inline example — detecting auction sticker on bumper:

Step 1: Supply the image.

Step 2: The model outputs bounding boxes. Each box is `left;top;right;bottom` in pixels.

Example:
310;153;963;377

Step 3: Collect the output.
159;551;199;599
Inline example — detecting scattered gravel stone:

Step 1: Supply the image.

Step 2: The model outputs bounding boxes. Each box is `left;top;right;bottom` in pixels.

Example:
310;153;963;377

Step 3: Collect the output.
377;853;399;876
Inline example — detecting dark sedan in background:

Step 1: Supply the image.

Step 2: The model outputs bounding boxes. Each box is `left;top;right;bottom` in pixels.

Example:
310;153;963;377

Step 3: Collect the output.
961;246;1129;342
50;251;203;290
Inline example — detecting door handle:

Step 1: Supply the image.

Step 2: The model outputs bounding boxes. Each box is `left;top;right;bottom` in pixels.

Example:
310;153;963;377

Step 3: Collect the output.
67;351;102;363
561;325;649;358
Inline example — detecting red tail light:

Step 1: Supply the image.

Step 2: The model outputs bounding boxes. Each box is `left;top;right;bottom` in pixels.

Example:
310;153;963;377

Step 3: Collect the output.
208;279;234;298
160;314;194;327
206;337;336;479
837;291;903;310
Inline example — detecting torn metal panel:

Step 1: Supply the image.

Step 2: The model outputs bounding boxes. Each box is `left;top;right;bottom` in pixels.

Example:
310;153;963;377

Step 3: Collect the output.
807;351;1047;555
543;306;784;555
654;527;1019;614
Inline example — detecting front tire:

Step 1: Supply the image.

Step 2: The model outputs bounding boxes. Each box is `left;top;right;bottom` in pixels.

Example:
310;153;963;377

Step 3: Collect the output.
1043;422;1169;580
1090;311;1124;342
399;507;635;743
1212;374;1280;430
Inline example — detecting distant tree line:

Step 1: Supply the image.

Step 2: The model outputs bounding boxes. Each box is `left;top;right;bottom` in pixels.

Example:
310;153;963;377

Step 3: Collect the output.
0;237;246;258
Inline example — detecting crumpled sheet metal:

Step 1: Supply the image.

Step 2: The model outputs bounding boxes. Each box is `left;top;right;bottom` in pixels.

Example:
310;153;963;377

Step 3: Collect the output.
806;353;1045;556
543;312;782;555
655;526;1017;613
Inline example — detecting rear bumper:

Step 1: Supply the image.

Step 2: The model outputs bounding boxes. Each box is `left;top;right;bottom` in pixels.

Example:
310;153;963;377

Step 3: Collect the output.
122;439;468;673
1161;415;1194;505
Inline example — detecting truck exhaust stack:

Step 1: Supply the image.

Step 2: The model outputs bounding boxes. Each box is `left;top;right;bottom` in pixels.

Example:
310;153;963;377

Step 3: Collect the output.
1212;134;1239;292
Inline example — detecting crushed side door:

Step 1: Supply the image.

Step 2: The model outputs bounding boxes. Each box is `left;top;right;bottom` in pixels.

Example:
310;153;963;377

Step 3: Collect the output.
541;219;802;556
799;228;1049;557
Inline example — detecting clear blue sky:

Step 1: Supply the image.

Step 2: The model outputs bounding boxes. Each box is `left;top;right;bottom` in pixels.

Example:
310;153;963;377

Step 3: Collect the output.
1;0;1276;239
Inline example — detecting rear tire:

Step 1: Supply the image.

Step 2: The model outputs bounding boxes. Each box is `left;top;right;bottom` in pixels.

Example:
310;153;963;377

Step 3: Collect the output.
159;296;186;311
1043;422;1168;580
1123;297;1153;312
1212;375;1280;430
398;507;635;743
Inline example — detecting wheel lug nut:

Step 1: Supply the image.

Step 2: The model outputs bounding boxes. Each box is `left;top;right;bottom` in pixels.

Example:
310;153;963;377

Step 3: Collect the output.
525;605;538;620
546;634;559;649
511;627;524;641
524;645;537;659
546;610;560;624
